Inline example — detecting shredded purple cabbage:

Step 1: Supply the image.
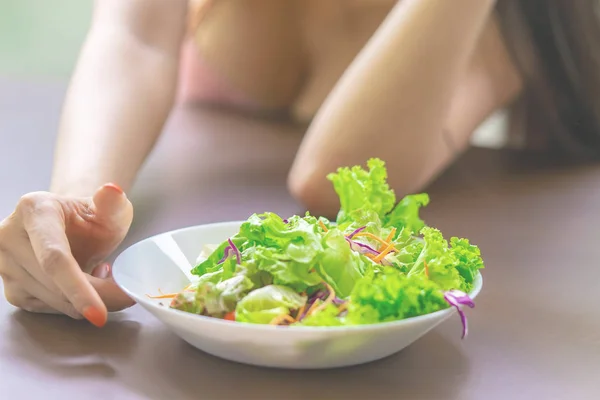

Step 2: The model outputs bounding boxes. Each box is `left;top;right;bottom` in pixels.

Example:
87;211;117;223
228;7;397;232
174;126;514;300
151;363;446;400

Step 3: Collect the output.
297;284;337;321
345;237;379;255
347;226;366;239
444;290;475;339
297;295;318;321
332;297;345;305
227;238;242;264
217;238;242;265
217;246;231;264
345;226;397;266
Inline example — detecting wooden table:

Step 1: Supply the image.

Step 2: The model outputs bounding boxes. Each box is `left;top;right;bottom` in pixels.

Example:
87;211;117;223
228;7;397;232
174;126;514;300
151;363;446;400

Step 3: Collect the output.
1;80;599;400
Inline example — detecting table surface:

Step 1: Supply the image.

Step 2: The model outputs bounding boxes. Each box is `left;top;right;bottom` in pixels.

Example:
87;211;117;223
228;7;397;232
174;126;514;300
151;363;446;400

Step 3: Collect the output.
1;80;599;400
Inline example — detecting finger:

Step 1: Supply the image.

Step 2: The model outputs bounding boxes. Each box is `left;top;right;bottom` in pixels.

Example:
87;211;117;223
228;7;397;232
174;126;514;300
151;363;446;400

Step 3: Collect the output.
0;214;65;297
4;236;64;297
21;296;82;319
87;266;135;312
92;183;133;228
27;280;82;319
4;282;80;319
18;198;107;327
3;256;81;318
17;297;61;314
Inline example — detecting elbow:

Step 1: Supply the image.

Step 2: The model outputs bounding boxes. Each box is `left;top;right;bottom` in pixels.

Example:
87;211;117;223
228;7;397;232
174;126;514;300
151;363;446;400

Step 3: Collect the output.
287;168;339;220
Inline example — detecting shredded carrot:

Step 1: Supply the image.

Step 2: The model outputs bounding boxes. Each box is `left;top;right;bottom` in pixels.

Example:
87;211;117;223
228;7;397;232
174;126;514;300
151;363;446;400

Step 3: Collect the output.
307;282;336;317
294;293;307;321
304;299;322;318
353;232;393;248
147;283;194;299
379;228;397;251
146;293;178;299
337;302;348;314
269;314;295;326
319;220;328;232
295;304;306;321
373;241;395;263
385;228;397;243
424;260;429;277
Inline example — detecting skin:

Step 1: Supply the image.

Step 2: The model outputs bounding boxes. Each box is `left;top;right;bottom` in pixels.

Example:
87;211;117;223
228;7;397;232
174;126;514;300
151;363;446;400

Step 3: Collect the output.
0;0;523;326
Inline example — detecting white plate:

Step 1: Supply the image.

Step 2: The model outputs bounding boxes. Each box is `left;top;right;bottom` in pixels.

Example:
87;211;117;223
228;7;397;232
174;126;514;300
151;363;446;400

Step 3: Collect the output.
112;221;483;369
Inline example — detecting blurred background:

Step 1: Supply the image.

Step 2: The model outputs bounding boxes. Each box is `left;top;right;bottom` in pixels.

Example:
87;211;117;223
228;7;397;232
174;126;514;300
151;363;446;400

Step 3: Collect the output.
0;1;91;79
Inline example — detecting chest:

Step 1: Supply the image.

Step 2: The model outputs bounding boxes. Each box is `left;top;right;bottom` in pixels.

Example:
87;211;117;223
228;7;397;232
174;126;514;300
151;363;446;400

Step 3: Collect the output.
192;0;396;115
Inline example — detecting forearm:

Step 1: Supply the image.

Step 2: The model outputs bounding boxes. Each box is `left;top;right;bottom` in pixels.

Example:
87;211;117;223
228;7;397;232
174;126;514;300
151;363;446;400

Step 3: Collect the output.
50;1;187;197
291;0;496;209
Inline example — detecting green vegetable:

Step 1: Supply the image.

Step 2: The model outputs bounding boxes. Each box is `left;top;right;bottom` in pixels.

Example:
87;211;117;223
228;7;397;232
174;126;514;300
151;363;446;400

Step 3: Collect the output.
297;303;344;327
170;157;484;333
192;235;247;276
327;158;395;224
170;291;203;315
316;230;368;298
348;268;448;323
235;285;307;324
246;245;322;291
173;274;255;317
449;237;484;292
408;227;484;292
384;193;430;235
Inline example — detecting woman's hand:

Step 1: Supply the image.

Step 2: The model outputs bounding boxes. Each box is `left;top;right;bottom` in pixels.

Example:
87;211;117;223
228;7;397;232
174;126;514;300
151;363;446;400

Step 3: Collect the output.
0;183;134;327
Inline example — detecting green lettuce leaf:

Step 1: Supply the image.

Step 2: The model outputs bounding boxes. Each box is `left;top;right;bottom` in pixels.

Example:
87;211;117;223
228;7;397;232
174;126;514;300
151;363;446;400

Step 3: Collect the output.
385;229;424;273
236;213;325;291
316;230;369;298
245;246;322;291
449;237;484;292
348;268;448;323
239;213;321;260
338;208;385;237
409;227;483;292
327;158;396;224
173;274;254;317
170;291;203;315
191;235;248;276
235;285;307;324
384;193;430;234
297;303;344;327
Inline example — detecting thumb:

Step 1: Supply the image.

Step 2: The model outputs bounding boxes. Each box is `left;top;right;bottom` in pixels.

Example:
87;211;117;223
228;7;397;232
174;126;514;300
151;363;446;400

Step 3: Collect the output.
88;264;136;312
92;183;133;228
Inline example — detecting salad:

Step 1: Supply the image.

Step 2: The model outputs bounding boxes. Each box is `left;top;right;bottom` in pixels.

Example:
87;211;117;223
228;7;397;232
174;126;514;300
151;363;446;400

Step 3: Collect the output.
153;158;484;338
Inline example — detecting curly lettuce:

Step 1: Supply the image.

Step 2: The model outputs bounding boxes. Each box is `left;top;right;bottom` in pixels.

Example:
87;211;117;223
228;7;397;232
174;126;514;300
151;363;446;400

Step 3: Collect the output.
347;268;448;323
327;158;396;224
171;157;484;334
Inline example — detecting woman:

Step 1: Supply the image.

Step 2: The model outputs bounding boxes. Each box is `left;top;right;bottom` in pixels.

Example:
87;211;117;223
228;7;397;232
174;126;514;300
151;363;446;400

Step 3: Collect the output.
0;0;598;327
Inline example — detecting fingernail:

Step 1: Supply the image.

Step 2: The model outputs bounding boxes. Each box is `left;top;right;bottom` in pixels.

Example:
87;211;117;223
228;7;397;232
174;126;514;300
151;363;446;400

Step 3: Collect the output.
83;306;107;328
93;263;110;279
103;183;124;194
